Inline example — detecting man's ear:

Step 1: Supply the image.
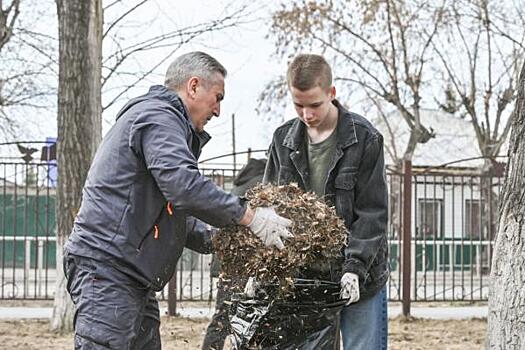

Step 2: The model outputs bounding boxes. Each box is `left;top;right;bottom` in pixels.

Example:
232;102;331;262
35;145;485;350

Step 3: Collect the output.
330;85;336;100
187;76;199;98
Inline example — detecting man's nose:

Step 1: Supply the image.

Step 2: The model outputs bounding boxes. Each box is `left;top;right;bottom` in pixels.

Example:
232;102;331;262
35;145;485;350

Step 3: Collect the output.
302;108;313;118
213;103;220;117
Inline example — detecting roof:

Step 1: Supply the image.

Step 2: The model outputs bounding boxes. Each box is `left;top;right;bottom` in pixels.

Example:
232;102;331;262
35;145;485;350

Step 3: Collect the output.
373;109;509;168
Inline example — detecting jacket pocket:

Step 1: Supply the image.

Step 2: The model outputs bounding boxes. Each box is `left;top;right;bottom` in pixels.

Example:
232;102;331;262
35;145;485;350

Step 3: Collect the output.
136;202;174;251
137;222;160;252
334;172;356;190
135;207;187;291
334;172;356;222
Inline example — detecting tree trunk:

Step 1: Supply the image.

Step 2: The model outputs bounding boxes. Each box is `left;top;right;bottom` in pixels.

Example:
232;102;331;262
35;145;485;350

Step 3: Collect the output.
487;61;525;348
50;0;102;333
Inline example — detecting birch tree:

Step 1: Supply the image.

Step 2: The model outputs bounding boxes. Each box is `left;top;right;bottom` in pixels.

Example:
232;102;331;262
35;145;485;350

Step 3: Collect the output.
487;57;525;349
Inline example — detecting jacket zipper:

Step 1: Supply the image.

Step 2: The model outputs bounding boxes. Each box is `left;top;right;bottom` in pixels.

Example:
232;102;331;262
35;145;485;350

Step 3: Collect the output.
136;202;174;251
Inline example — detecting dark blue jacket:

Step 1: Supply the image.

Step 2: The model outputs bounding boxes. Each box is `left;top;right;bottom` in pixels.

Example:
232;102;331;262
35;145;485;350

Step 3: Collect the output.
263;100;389;300
65;85;246;291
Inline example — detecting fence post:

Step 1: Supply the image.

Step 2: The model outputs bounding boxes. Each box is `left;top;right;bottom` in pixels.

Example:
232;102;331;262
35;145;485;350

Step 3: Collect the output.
402;160;412;317
168;271;177;316
24;240;31;298
38;240;44;297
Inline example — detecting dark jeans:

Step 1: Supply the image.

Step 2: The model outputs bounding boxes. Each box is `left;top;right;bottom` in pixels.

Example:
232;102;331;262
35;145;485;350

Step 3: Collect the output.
63;252;161;350
201;279;233;350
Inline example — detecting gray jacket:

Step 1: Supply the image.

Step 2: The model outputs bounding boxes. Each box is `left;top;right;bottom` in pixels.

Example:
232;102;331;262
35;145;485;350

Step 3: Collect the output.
65;85;246;291
264;100;389;300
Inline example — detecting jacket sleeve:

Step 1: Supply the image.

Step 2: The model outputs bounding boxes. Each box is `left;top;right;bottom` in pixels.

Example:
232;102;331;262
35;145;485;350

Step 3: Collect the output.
129;107;246;228
185;216;216;254
343;133;388;281
262;137;280;185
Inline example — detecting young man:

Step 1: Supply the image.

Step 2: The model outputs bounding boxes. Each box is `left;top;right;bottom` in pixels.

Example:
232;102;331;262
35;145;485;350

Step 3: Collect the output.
264;54;389;350
64;52;292;350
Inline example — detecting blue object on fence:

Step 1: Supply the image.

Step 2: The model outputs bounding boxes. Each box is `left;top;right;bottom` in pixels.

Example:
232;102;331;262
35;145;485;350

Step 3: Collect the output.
44;137;57;187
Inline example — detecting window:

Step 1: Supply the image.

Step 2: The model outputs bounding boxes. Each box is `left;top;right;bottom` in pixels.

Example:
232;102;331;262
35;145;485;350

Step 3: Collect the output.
465;199;484;239
417;199;442;239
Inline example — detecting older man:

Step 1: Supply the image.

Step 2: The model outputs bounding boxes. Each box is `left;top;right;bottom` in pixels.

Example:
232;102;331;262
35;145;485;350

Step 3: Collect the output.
64;52;292;350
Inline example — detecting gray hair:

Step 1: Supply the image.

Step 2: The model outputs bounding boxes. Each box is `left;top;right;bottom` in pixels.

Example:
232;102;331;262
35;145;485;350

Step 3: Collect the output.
164;51;227;90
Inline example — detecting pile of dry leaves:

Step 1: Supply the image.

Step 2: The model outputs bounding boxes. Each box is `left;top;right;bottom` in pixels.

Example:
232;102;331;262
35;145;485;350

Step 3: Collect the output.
212;183;347;290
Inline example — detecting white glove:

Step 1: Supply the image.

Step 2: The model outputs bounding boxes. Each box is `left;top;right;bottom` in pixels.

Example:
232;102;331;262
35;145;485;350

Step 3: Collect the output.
340;272;360;305
244;276;258;298
248;207;293;250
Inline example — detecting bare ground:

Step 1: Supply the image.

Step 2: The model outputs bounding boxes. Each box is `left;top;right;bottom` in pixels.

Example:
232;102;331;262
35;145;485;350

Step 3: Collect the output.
0;316;485;349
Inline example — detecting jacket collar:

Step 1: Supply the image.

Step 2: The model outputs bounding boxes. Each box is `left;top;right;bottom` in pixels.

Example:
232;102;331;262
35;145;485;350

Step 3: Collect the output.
282;99;358;150
195;131;211;148
148;85;212;148
149;85;188;113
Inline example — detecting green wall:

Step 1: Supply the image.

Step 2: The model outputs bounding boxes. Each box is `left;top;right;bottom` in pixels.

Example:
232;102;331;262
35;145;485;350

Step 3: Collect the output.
0;194;56;268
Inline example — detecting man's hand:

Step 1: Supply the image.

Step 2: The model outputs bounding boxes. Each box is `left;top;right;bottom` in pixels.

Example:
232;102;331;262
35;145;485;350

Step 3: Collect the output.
247;207;293;250
340;272;360;305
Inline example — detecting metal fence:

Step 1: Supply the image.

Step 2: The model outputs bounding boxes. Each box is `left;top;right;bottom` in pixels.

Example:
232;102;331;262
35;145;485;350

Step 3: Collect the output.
0;153;504;302
0;157;57;300
164;165;502;304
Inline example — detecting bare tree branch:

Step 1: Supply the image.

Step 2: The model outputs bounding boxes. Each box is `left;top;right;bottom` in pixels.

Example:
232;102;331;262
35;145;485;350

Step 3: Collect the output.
0;0;20;51
432;0;524;162
255;76;288;117
385;0;401;110
266;0;440;162
367;90;399;162
325;15;396;85
103;39;188;111
309;33;389;96
101;4;251;90
16;35;58;69
103;0;148;39
101;5;253;110
481;0;493;138
103;0;125;11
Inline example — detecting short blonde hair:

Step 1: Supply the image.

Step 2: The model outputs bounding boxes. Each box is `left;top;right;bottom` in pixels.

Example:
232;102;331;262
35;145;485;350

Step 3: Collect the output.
287;54;332;92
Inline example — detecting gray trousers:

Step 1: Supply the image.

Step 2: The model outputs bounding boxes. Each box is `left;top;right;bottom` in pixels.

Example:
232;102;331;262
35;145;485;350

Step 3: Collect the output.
64;252;161;350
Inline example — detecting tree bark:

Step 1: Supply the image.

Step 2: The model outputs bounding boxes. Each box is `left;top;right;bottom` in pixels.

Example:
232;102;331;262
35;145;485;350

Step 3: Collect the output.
51;0;102;333
487;61;525;348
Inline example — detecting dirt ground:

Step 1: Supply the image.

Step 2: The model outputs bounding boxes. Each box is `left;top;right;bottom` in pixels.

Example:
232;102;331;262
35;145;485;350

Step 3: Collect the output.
0;315;486;349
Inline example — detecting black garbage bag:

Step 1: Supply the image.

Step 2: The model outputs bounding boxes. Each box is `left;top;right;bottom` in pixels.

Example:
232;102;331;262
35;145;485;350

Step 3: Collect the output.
229;279;345;350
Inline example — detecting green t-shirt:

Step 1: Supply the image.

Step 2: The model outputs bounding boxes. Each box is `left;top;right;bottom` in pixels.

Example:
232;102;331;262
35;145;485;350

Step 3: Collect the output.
306;129;337;197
